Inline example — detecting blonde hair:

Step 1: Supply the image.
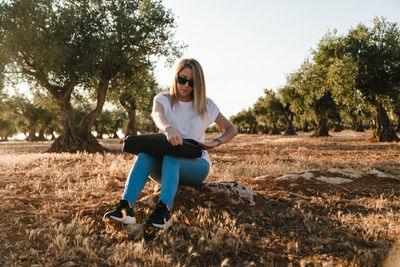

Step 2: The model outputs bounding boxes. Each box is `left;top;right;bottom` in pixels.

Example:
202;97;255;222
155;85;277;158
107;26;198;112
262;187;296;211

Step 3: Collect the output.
170;58;207;117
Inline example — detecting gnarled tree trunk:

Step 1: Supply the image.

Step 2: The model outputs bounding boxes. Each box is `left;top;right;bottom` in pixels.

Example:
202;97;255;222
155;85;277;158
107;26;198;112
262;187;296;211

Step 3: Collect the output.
47;78;108;153
311;117;330;137
120;98;137;137
374;101;399;142
38;129;46;141
283;114;296;135
270;124;281;135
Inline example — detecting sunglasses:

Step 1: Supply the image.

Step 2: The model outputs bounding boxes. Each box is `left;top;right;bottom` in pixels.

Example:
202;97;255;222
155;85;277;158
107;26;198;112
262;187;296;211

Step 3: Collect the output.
177;76;194;87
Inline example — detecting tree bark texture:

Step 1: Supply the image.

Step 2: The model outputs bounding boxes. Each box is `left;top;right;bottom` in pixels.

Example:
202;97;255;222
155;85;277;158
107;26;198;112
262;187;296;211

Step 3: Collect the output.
283;115;296;135
270;124;281;135
374;102;400;142
47;82;106;153
121;99;137;137
311;117;330;137
396;116;400;132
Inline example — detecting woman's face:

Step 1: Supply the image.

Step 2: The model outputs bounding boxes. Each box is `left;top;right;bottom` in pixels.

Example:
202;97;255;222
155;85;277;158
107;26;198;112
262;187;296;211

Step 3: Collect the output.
176;67;193;101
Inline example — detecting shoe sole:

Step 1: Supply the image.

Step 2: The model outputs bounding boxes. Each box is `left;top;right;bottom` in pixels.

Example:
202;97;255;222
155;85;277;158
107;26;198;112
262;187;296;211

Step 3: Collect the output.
104;215;136;225
149;219;172;229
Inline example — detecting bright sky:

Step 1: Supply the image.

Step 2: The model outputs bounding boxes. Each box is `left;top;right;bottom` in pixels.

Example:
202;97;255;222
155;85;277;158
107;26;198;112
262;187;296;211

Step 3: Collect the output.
154;0;400;118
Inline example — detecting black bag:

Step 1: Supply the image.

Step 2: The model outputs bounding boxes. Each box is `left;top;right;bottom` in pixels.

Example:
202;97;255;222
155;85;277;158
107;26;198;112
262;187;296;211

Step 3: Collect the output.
123;134;203;158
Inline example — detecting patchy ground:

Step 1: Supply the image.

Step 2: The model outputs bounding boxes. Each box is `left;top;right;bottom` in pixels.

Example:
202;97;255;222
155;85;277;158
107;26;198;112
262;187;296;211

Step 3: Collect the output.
0;131;400;266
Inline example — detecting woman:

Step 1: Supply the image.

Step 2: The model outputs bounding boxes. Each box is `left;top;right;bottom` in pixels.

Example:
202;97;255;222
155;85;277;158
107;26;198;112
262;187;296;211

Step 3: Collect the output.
104;58;237;228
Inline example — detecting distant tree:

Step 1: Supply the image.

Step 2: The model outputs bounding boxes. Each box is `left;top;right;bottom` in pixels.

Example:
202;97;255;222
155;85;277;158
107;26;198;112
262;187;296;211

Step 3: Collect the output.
9;95;49;141
93;110;113;139
278;86;298;135
108;110;127;138
30;90;62;140
322;17;400;141
0;0;183;152
108;68;161;136
387;92;400;132
206;124;222;133
0;92;18;141
288;60;337;137
253;89;283;135
231;109;258;134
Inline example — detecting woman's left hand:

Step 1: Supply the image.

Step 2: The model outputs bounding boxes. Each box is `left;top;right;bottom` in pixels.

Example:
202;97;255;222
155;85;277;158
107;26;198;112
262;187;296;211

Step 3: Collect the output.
197;140;219;150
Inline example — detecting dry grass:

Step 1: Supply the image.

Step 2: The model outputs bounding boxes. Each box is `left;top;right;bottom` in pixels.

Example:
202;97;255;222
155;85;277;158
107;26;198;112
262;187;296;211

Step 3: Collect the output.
0;130;400;266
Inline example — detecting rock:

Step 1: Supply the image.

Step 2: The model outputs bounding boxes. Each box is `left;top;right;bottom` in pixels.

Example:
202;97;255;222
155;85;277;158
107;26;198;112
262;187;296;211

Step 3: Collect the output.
276;174;300;181
315;176;353;184
328;169;361;179
300;172;314;179
126;224;145;236
370;169;399;179
254;174;270;181
202;181;258;205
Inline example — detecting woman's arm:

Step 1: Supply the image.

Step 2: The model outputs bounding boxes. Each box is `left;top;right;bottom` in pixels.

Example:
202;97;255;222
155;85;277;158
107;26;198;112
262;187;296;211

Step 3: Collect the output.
199;112;238;149
152;101;183;146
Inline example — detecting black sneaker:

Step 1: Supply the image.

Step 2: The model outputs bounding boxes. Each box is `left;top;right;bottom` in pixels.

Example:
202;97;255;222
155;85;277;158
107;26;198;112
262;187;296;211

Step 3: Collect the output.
146;201;171;228
103;199;136;224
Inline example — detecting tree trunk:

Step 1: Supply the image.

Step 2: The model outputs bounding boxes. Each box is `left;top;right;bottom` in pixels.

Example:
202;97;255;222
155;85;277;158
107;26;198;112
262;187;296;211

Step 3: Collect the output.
283;115;296;135
47;82;107;153
270;124;281;135
27;128;39;142
333;117;343;132
37;129;46;141
354;122;365;132
311;117;330;137
374;101;400;142
333;123;343;132
78;79;108;139
396;116;400;132
303;121;310;132
121;99;137;137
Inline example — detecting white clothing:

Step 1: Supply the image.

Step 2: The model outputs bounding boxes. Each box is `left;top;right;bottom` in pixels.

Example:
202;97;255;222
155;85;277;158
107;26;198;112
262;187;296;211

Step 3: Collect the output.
151;92;220;165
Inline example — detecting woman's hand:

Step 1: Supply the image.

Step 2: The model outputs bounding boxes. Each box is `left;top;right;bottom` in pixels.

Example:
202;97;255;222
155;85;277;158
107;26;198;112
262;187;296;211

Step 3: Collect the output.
165;126;183;146
197;140;219;150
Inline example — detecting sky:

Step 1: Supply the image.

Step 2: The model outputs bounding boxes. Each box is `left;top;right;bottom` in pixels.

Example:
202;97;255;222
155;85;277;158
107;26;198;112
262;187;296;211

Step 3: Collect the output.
154;0;400;118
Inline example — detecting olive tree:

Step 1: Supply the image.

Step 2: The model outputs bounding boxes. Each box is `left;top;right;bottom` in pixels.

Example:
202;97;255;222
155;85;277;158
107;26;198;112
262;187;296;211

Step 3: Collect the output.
0;0;183;152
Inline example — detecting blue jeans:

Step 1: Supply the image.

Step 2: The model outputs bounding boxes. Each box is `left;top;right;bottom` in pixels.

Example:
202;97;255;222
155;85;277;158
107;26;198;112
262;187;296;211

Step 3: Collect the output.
122;152;210;208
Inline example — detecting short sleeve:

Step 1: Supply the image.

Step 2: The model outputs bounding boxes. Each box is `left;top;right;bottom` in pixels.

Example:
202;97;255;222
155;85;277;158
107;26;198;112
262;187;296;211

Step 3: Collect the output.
206;98;220;124
153;92;170;108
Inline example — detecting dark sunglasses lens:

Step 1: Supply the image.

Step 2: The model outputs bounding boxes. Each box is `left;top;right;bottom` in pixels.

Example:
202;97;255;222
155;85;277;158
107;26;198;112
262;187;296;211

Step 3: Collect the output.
177;76;186;85
177;76;193;87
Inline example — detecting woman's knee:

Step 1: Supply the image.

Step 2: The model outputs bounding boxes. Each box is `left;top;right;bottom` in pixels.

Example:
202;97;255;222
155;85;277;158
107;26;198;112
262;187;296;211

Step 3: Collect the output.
136;152;155;163
162;155;179;165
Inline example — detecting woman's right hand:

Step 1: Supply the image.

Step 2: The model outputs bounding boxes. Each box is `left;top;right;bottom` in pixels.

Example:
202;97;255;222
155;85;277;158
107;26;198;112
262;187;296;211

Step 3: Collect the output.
165;126;183;146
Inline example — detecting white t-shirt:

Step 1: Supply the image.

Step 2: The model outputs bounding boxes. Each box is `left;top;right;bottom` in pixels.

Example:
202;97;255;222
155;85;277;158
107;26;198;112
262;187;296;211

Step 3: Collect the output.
151;92;220;165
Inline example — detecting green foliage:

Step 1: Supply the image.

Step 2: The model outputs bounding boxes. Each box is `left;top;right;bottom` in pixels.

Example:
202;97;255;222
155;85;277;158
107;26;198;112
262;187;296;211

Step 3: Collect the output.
341;17;400;102
108;67;161;135
253;89;284;134
93;110;114;138
0;91;18;140
230;109;258;134
0;0;183;150
206;124;222;133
